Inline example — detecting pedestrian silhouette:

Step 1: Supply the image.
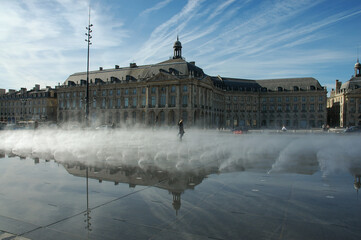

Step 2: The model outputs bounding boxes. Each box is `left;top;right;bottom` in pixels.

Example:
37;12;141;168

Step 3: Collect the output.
178;119;185;141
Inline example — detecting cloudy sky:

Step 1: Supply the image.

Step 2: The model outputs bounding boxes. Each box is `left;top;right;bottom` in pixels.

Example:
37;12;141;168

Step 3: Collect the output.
0;0;361;92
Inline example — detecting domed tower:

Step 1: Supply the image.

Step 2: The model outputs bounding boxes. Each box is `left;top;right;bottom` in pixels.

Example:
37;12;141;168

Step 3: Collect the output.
173;36;182;59
355;58;361;77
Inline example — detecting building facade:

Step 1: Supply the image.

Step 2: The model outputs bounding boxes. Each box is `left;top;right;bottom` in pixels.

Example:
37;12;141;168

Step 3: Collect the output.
0;85;57;124
56;39;327;129
327;59;361;127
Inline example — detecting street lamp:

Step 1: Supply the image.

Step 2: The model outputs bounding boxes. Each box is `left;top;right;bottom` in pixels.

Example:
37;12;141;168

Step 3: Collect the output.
85;7;93;127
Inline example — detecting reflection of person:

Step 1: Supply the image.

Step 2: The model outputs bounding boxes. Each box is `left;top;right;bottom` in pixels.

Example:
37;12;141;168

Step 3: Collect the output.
34;121;38;130
178;119;185;141
281;125;287;132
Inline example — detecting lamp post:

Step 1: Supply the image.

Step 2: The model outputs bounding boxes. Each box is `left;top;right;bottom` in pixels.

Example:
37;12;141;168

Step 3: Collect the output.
85;7;93;127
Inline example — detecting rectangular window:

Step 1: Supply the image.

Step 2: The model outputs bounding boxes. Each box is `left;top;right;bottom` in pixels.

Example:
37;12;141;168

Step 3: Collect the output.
310;97;314;102
285;97;289;102
133;88;137;95
294;97;298;102
142;88;146;94
93;100;96;108
109;99;113;108
125;89;129;95
170;96;176;106
182;95;188;107
93;90;97;97
117;89;121;96
132;97;137;107
109;90;113;96
310;104;314;111
318;103;323;111
142;96;146;107
124;98;129;108
302;104;306;111
151;87;156;94
171;86;176;92
102;90;106;96
183;85;188;92
160;94;166;107
117;98;121;108
302;97;306;102
79;99;82;108
151;96;156;107
293;104;298;111
102;98;106;108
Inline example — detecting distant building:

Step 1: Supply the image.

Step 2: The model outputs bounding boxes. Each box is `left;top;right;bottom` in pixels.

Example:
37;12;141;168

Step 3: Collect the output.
327;59;361;127
0;85;57;124
56;38;327;129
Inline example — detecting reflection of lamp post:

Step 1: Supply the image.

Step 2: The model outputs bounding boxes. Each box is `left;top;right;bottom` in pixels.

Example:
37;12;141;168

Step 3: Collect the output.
85;167;92;232
85;7;93;126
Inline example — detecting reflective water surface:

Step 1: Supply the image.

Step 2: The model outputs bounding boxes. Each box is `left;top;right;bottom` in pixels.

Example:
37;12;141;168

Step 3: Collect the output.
0;130;361;239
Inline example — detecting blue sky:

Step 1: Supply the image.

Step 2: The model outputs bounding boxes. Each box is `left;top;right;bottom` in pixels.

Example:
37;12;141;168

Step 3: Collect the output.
0;0;360;92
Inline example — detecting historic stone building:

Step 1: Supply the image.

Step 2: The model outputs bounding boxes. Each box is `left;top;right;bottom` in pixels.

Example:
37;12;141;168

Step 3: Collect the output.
0;85;57;124
56;38;327;129
327;59;361;127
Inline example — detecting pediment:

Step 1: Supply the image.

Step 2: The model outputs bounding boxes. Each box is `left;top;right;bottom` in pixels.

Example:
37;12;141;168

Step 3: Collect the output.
147;72;179;82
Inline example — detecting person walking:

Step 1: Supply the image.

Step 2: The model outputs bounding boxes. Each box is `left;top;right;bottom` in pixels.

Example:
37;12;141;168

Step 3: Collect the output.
178;119;185;141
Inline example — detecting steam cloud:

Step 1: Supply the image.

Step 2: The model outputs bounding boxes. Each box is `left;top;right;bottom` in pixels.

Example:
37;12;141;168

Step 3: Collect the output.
0;128;360;176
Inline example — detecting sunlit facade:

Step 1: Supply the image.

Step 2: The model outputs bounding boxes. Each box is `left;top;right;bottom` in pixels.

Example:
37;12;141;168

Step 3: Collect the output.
327;59;361;127
56;39;327;129
0;85;57;124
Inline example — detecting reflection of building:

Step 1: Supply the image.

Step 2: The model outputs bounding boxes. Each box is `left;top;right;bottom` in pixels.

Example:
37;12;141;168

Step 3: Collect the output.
327;59;361;127
56;38;326;129
0;85;57;123
62;162;210;214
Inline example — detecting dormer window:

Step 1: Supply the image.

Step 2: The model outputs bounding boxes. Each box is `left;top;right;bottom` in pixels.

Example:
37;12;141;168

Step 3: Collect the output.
278;87;283;92
293;86;299;91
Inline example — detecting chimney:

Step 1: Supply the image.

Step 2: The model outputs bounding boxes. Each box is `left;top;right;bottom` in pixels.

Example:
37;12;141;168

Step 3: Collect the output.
129;63;137;68
21;88;27;93
0;89;5;95
34;84;40;91
335;79;341;93
189;61;195;65
115;65;119;69
99;67;103;71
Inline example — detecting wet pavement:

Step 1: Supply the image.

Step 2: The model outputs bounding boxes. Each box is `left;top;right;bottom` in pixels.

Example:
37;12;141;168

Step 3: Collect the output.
1;154;361;240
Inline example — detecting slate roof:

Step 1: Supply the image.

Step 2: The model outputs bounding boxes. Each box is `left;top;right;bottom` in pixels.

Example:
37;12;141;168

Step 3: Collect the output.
340;76;361;92
210;76;324;92
64;58;205;85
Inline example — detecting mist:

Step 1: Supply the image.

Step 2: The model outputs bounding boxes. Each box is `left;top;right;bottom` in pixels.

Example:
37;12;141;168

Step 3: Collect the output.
0;128;360;176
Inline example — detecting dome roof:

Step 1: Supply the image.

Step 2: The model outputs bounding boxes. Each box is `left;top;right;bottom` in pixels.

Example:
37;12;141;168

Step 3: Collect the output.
173;36;182;48
355;61;361;68
174;40;182;48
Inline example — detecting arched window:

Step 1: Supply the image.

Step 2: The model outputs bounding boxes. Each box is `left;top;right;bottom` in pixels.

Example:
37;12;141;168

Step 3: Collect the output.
293;86;299;91
278;87;283;92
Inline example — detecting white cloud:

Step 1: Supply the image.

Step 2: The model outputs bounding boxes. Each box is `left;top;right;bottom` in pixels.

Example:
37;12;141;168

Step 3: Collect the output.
140;0;173;16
